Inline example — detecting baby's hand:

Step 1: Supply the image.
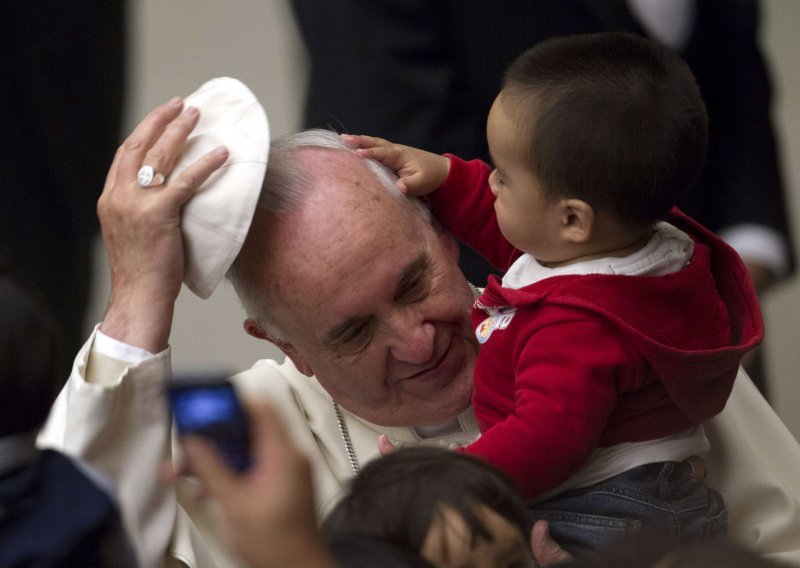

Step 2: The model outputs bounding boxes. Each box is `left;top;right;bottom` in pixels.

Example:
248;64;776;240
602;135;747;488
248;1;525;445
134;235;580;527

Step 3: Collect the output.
341;134;450;195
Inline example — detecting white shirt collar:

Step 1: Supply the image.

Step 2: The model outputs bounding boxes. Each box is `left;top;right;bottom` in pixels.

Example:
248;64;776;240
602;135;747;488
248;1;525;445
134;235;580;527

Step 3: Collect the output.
501;221;694;290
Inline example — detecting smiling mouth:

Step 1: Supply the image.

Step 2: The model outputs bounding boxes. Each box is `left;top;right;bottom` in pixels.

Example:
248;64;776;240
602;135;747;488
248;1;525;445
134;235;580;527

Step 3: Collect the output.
400;340;453;384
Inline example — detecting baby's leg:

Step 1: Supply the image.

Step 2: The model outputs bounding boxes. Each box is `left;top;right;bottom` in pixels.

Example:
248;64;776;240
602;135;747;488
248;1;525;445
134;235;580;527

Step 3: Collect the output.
529;459;727;558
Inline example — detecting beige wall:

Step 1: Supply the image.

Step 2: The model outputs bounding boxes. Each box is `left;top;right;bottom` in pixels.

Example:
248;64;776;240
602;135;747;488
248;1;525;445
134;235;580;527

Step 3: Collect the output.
87;0;800;437
760;0;800;438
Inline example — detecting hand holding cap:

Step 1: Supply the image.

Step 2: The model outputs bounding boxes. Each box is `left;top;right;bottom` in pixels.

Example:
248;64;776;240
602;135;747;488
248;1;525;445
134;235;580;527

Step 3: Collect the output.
173;77;269;299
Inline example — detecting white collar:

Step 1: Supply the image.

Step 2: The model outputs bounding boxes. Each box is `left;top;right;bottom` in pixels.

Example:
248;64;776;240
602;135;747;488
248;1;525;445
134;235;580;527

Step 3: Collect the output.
501;221;694;290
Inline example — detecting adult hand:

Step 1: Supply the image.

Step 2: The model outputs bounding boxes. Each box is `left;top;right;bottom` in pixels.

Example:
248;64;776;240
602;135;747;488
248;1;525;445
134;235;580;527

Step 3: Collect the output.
98;98;228;352
742;260;776;298
530;520;572;567
182;400;335;568
740;259;775;375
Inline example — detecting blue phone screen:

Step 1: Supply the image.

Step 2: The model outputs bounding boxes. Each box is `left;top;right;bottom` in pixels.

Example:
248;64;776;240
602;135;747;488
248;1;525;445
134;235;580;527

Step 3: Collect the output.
170;383;252;472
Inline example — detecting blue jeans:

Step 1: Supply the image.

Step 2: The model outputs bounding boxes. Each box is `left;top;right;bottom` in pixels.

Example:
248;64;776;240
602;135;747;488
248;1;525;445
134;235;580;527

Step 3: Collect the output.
529;460;727;557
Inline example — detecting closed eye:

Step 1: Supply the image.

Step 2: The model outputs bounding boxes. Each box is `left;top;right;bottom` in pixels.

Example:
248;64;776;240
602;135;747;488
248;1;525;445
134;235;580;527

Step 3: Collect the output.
396;253;433;304
323;317;376;355
321;251;433;355
397;273;431;304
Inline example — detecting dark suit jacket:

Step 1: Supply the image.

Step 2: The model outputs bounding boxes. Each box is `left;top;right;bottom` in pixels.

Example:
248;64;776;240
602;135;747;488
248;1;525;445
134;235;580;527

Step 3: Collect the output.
0;1;126;369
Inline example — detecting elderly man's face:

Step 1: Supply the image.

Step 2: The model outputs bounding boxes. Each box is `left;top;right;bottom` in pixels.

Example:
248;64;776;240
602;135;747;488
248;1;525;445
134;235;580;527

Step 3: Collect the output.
247;149;477;426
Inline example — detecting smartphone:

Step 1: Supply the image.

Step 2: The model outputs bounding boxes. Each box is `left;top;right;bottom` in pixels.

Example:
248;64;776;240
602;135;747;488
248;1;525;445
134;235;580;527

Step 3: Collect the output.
168;372;252;472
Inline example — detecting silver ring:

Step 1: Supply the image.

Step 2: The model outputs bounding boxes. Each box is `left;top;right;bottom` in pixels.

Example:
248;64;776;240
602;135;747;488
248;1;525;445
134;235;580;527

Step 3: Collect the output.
137;165;166;187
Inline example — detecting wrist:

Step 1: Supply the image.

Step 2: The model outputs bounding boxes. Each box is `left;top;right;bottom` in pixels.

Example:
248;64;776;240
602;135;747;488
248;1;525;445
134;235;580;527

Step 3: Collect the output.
101;290;175;353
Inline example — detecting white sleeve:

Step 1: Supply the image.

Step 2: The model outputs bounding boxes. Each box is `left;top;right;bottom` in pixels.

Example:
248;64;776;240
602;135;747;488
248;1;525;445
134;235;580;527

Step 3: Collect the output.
706;367;800;563
37;326;216;568
38;328;327;568
94;327;156;365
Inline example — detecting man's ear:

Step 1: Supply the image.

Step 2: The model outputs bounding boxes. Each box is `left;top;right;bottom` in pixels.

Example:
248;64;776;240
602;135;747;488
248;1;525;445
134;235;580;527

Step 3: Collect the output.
558;199;594;244
244;318;314;377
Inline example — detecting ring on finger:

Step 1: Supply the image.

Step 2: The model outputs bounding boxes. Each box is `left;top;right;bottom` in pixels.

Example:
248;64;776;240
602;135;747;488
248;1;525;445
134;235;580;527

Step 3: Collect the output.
137;165;166;188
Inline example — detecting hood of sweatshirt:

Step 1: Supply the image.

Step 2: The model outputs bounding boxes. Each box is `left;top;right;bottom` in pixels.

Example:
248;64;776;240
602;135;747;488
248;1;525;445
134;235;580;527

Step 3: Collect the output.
478;209;764;424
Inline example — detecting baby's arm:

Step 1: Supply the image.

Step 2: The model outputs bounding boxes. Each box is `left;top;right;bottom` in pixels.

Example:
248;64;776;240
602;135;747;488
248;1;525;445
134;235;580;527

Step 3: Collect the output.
341;134;450;195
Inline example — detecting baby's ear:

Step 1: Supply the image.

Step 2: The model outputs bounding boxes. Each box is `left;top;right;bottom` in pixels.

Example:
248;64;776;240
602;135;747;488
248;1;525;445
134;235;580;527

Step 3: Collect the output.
558;199;594;243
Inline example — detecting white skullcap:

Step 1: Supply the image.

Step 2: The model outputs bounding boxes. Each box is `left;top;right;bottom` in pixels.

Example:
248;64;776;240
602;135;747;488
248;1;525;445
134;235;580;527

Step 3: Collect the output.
173;77;269;299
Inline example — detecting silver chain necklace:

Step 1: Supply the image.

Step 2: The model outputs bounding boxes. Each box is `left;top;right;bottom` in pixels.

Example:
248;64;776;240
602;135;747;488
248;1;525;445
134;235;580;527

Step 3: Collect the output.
333;400;360;475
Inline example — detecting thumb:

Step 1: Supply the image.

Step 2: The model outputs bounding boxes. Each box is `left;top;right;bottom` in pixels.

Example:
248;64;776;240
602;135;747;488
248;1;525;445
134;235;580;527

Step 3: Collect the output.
398;172;427;195
183;436;237;501
530;520;572;567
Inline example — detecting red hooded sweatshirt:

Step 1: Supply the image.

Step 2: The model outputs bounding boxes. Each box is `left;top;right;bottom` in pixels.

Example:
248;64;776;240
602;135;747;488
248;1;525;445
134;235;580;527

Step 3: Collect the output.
433;156;764;499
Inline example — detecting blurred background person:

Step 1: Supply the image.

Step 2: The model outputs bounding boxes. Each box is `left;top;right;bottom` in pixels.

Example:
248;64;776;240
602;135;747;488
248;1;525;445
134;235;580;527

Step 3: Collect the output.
291;0;794;398
0;1;127;379
0;263;134;566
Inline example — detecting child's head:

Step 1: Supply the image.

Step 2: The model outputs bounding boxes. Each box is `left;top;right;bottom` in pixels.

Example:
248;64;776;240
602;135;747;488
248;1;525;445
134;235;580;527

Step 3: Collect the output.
0;264;63;438
323;446;534;567
488;32;707;258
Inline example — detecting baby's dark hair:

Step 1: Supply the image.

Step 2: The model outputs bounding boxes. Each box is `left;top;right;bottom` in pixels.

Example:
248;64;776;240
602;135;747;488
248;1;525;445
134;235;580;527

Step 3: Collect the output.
0;262;63;437
323;446;529;556
501;32;708;227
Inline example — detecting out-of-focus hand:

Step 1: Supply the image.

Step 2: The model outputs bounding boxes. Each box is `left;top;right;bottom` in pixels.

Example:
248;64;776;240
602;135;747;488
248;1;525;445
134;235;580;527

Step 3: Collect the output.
740;260;775;375
530;520;572;567
377;434;399;456
182;400;335;568
743;260;777;297
98;98;229;352
341;134;450;195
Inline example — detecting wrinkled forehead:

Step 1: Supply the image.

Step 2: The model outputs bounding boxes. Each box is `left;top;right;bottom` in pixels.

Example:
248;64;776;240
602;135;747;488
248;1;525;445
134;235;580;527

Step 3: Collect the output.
262;148;436;319
294;147;421;232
